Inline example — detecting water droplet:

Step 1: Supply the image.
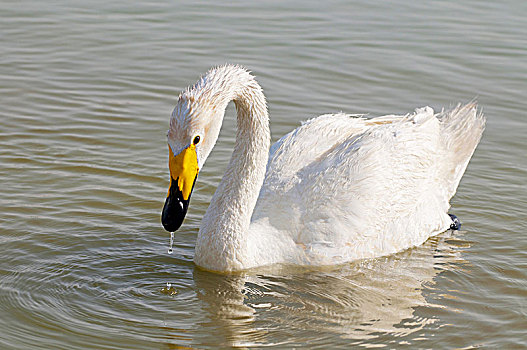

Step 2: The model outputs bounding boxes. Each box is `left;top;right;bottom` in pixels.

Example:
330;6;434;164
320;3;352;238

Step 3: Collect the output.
168;231;174;254
161;282;177;295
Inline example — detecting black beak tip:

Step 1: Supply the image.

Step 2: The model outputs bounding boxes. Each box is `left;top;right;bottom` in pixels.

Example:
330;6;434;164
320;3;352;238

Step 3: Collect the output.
161;196;188;232
161;181;192;232
162;176;196;232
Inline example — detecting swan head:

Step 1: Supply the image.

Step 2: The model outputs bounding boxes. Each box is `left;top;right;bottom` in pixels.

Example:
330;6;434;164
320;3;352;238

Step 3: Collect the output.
161;78;226;232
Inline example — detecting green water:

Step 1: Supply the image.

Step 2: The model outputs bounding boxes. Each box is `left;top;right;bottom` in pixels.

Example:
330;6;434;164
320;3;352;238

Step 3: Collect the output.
1;1;526;348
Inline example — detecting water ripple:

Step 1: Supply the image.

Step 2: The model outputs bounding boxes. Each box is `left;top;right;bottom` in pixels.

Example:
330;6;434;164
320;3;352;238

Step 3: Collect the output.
1;0;526;348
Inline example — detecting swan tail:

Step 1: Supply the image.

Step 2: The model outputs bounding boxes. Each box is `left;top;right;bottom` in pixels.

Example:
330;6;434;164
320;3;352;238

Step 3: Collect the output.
438;102;485;199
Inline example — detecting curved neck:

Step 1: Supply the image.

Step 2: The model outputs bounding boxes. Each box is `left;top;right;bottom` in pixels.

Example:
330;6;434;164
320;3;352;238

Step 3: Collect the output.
194;67;270;271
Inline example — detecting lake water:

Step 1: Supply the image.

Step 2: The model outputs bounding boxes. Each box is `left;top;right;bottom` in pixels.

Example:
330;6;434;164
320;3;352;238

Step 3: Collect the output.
1;0;526;348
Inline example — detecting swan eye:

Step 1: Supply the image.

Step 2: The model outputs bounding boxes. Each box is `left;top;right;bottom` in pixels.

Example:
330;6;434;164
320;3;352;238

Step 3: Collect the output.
193;135;201;145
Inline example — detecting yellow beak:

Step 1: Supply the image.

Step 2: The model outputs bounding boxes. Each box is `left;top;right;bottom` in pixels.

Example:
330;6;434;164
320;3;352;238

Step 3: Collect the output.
168;144;199;200
162;144;200;232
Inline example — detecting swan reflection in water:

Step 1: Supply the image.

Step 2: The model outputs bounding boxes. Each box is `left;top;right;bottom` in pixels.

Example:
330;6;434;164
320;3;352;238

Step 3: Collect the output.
185;230;471;348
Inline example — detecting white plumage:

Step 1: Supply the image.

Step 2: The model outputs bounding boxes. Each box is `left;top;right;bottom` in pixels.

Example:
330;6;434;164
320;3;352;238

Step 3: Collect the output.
165;65;485;272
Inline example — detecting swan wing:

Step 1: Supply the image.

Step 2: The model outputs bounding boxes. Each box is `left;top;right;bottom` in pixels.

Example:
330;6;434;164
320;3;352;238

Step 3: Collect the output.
250;104;483;264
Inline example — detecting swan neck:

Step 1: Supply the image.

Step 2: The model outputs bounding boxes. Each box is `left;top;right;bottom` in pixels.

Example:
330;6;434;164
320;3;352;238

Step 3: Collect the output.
195;67;270;271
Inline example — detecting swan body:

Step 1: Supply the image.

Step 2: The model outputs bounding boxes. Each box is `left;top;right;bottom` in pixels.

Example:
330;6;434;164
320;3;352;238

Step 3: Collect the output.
162;65;485;272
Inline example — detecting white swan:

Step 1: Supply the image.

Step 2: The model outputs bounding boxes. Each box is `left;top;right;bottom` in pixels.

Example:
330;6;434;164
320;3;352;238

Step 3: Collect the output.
161;65;485;272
